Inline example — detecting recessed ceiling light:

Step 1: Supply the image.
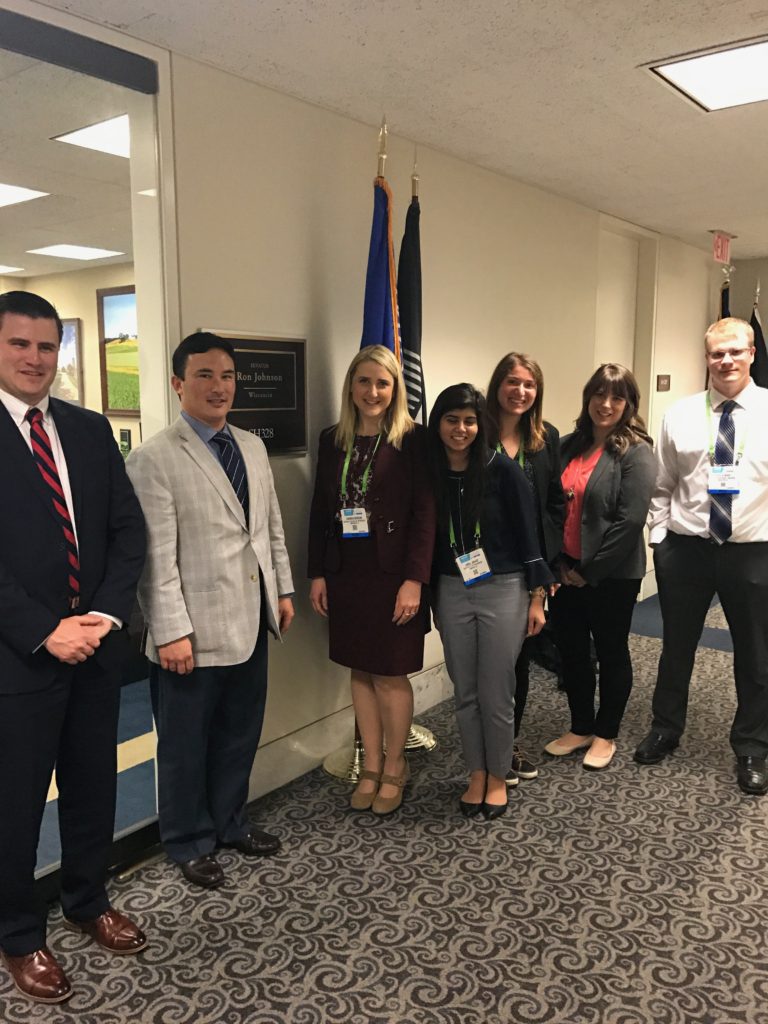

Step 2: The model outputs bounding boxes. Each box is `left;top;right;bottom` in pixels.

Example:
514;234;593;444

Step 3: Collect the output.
53;114;130;158
653;39;768;111
0;183;49;208
27;244;125;261
0;265;24;274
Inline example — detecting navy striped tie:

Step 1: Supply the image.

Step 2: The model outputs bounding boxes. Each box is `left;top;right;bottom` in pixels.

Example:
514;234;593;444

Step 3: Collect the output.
26;407;80;604
211;431;249;520
708;399;736;545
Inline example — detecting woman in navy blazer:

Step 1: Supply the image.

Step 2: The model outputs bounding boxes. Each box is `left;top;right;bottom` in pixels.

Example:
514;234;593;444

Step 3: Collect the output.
308;346;435;816
485;352;564;783
546;364;655;770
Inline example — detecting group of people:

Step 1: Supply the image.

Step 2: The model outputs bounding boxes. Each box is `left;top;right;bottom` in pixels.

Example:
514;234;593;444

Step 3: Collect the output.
1;287;766;1006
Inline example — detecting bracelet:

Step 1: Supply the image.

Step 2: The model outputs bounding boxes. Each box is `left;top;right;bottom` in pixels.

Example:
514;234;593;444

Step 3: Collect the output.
529;586;546;600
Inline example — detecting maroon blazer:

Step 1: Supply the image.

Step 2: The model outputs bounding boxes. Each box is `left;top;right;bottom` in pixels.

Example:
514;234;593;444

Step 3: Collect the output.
307;424;435;583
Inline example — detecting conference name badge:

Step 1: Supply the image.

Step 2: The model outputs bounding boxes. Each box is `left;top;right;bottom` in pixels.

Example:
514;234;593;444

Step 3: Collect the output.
455;547;492;586
707;465;740;495
341;507;370;537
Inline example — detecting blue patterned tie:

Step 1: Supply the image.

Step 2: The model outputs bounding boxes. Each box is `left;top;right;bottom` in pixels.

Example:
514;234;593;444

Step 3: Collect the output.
211;431;249;520
708;400;736;545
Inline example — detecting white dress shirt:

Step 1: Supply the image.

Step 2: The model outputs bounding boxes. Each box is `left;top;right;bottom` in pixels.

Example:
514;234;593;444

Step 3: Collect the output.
648;379;768;545
0;386;121;630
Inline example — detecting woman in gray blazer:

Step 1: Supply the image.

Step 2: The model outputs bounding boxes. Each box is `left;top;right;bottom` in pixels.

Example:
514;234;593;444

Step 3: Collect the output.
546;364;655;770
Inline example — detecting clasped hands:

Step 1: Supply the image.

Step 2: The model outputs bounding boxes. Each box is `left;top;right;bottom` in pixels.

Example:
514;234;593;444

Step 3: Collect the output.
44;615;113;665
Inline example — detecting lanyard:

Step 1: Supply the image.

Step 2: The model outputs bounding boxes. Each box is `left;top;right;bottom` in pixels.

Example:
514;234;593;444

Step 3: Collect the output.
447;477;480;554
706;393;746;465
340;433;382;501
496;440;525;468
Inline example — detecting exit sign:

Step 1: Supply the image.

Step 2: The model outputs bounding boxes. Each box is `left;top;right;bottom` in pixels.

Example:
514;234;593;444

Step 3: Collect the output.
712;232;731;264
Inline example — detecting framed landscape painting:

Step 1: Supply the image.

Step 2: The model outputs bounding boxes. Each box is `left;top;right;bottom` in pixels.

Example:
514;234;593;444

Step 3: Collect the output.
50;318;83;405
97;285;140;415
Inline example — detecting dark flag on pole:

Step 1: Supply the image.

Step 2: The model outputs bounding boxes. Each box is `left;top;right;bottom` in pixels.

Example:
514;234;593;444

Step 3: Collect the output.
398;196;425;420
750;292;768;388
720;280;731;319
360;177;400;357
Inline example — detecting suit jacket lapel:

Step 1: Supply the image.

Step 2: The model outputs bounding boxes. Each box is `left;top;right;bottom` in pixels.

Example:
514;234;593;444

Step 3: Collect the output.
583;450;612;504
176;418;247;529
0;400;66;529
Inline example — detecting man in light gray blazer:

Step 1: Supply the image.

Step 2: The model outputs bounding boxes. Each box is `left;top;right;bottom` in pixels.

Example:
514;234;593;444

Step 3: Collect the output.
127;333;294;889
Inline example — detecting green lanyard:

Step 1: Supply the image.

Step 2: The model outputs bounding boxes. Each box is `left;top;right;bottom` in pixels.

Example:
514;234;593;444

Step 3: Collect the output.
496;440;525;468
705;393;745;465
448;513;481;554
340;433;382;501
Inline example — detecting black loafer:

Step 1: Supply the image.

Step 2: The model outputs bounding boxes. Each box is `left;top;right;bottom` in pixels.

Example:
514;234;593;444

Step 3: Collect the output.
180;854;224;889
221;829;281;857
634;731;679;765
737;756;768;796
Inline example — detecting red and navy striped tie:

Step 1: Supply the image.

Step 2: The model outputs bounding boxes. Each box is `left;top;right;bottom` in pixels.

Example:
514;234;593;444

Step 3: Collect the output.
26;407;80;604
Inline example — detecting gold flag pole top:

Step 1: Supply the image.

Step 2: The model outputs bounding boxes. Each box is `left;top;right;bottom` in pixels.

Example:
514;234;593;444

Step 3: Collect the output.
377;116;387;179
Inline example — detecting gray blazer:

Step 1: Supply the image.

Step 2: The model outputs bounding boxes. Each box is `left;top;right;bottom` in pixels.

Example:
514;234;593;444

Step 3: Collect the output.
126;416;293;666
560;434;656;585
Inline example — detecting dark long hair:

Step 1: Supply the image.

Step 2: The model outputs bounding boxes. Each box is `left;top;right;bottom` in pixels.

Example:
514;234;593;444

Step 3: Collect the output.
571;363;652;457
427;383;488;527
485;352;546;453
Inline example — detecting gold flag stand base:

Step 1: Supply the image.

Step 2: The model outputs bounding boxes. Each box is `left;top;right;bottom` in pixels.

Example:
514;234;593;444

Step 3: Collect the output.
322;725;437;783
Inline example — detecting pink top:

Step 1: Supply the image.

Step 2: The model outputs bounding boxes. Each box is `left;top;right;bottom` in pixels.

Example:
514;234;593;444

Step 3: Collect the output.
561;447;603;560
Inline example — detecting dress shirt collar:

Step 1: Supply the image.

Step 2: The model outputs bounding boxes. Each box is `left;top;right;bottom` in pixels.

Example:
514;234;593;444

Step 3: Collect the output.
0;385;50;425
708;378;757;413
180;409;232;445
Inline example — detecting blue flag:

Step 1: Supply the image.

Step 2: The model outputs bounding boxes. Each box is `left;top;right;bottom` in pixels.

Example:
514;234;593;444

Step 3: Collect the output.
360;178;400;357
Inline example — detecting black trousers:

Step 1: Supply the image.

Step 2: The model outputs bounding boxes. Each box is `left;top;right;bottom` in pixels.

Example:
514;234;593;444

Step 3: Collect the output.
550;578;641;739
651;533;768;756
0;662;121;956
149;610;268;864
513;640;532;737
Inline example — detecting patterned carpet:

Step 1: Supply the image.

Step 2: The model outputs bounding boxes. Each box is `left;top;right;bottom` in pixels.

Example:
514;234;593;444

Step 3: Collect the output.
3;633;768;1024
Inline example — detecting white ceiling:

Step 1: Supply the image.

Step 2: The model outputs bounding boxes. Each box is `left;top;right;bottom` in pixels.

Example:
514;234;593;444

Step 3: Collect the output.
0;49;132;277
10;0;768;260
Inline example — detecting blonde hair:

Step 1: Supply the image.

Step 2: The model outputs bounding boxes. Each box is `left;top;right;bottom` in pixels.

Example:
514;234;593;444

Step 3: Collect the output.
334;345;415;450
704;317;754;350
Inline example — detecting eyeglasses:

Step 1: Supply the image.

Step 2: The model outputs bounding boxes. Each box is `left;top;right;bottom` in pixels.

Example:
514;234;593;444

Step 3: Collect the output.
707;347;753;362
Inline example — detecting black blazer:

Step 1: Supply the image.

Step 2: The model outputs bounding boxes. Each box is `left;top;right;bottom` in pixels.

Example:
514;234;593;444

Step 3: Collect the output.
307;424;435;584
529;421;565;565
0;398;146;694
559;433;656;585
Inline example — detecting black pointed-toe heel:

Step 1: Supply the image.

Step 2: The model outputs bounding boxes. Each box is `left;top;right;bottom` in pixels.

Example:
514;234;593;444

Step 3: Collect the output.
481;801;508;821
459;799;483;818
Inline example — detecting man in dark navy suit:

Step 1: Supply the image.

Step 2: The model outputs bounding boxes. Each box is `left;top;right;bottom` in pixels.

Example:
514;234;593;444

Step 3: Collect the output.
0;291;147;1004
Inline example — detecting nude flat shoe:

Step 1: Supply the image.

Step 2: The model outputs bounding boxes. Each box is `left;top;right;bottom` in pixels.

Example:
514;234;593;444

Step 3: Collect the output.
350;769;381;811
543;735;594;757
583;741;616;771
371;762;410;816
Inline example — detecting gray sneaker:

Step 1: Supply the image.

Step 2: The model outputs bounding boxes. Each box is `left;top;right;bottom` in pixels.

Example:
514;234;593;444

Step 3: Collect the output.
511;746;539;780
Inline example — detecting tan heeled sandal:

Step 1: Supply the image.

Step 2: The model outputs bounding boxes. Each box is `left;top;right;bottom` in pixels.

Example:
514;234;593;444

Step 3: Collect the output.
371;761;410;816
350;769;382;811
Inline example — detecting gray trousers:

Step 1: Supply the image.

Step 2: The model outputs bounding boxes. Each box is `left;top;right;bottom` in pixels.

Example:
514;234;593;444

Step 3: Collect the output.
436;573;528;778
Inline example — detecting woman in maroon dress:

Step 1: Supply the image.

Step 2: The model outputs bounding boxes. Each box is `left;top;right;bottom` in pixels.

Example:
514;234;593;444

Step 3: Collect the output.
308;346;435;815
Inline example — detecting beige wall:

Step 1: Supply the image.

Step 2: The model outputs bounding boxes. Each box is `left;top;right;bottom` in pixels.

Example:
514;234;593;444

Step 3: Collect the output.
166;53;716;751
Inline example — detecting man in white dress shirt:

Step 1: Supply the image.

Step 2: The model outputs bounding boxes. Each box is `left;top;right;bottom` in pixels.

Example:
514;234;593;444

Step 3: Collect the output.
635;317;768;795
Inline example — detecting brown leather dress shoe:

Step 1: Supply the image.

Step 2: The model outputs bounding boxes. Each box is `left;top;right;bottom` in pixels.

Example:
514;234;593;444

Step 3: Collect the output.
180;853;225;889
1;947;72;1003
64;908;147;954
221;830;281;856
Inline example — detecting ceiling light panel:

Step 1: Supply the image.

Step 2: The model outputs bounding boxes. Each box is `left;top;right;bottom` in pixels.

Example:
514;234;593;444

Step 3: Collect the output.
53;114;130;158
0;265;24;274
0;183;49;208
27;244;125;260
654;40;768;111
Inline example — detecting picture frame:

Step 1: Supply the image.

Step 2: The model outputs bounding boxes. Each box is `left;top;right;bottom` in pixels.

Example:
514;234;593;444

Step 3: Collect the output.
97;285;140;416
50;318;84;405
